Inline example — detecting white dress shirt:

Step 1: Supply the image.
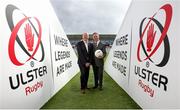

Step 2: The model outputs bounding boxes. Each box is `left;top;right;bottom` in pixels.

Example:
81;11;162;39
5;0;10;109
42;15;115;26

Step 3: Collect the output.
83;40;88;52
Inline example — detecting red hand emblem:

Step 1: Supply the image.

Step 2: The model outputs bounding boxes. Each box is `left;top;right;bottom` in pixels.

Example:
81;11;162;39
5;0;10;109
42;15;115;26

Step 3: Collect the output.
24;23;34;51
146;23;156;52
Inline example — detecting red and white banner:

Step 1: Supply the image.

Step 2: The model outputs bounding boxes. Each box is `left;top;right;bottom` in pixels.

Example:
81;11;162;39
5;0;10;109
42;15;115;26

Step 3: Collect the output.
105;0;180;108
0;0;79;108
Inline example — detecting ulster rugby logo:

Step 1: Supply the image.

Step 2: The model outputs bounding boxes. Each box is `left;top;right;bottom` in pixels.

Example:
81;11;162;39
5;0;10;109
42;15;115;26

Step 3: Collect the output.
6;5;45;66
137;4;172;67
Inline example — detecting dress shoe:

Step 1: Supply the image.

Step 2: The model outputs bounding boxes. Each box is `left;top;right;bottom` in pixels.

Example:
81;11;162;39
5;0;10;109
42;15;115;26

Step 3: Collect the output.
81;89;85;94
99;87;103;91
85;87;90;89
92;86;98;89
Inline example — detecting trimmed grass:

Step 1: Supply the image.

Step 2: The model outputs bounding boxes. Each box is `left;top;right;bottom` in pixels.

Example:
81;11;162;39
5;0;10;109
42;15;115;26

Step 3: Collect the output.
41;68;141;109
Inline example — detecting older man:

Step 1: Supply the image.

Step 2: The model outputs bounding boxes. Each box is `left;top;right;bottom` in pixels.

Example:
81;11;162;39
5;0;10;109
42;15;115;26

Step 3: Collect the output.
76;33;93;94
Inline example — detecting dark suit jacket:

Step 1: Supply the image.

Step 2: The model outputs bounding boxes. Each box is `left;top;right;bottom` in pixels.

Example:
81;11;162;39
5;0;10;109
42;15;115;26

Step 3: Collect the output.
92;41;106;67
76;41;93;66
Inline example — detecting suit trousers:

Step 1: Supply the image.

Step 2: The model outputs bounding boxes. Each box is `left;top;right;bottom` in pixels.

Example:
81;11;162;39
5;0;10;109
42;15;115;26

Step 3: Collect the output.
78;64;89;89
92;65;104;88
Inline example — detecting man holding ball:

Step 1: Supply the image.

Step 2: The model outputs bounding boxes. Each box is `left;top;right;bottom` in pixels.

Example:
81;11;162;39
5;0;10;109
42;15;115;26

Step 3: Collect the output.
91;32;106;90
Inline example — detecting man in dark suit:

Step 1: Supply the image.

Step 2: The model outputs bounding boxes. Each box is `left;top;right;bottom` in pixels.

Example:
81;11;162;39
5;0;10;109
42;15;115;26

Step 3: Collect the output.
91;32;106;90
76;33;93;94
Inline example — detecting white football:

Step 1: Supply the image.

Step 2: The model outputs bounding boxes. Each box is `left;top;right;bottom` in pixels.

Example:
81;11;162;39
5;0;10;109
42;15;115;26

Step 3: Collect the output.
95;49;103;58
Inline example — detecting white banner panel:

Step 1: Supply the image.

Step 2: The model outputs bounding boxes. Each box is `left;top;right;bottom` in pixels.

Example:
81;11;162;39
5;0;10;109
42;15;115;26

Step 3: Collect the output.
129;0;179;108
0;0;53;108
48;8;79;95
104;6;133;91
0;0;79;108
105;0;180;108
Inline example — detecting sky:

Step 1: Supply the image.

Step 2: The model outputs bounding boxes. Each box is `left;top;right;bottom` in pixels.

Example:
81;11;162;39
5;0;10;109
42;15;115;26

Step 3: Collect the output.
50;0;132;34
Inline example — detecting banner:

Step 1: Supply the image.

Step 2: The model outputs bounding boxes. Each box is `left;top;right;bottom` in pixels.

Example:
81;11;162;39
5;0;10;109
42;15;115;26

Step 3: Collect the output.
48;7;79;95
105;0;180;108
104;11;132;92
0;0;79;108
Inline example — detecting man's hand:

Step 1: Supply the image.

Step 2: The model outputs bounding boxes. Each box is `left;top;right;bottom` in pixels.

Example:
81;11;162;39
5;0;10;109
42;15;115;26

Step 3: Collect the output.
97;55;103;59
85;63;91;67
